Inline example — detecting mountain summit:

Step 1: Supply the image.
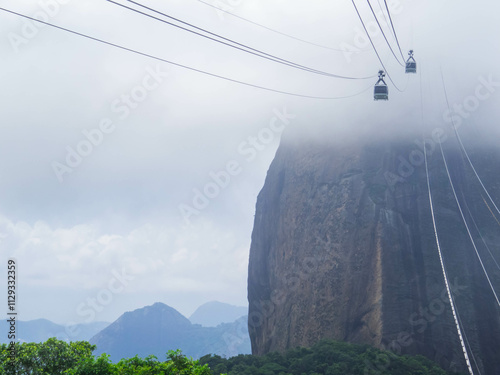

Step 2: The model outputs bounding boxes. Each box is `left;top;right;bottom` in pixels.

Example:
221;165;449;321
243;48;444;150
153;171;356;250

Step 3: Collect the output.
90;302;250;361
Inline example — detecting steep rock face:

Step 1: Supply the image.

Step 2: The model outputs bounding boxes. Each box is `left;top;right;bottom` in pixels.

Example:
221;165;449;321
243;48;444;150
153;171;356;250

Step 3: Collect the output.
247;128;500;374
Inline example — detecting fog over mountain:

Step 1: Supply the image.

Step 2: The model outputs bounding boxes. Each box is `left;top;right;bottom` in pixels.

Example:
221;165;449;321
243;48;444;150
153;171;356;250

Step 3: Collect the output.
248;121;500;374
1;0;499;345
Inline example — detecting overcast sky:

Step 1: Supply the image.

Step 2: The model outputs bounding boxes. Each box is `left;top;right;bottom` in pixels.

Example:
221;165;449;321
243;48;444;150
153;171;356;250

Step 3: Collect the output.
1;0;499;332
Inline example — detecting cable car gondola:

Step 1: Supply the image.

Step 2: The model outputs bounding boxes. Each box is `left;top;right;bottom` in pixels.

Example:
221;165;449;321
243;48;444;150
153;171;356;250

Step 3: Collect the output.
405;50;417;74
374;70;388;101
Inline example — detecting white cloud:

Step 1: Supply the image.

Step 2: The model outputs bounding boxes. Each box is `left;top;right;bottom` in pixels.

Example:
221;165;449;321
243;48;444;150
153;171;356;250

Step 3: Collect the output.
0;213;249;321
1;0;499;324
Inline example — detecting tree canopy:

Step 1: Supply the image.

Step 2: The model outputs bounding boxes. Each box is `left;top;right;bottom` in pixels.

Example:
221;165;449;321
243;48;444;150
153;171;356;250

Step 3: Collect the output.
199;339;466;375
0;338;210;375
0;337;466;375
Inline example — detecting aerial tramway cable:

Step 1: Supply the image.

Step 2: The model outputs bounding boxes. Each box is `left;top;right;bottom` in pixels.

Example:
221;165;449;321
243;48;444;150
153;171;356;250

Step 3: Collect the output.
454;301;484;375
440;70;500;307
0;7;373;100
196;0;363;53
107;0;375;80
481;194;500;229
350;0;406;92
365;0;404;66
465;203;500;272
453;121;500;270
420;67;475;375
382;0;405;61
453;125;500;217
424;140;476;375
438;139;500;307
375;0;392;38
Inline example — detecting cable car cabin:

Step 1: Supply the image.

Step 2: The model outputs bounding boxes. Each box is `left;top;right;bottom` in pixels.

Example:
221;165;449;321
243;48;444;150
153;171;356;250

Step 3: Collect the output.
405;50;417;73
374;84;389;100
374;70;388;100
406;61;416;73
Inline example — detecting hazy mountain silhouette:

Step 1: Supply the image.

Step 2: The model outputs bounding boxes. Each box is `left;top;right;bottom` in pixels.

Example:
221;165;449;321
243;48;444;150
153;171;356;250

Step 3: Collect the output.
0;319;109;344
189;301;247;327
90;302;250;361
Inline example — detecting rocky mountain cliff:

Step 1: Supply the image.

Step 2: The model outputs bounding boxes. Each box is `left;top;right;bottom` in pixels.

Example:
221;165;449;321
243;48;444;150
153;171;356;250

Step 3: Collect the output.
247;125;500;375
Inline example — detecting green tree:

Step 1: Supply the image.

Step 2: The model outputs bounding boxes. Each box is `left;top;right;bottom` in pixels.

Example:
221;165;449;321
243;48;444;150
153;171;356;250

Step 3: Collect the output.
1;339;212;375
199;339;462;375
1;338;95;374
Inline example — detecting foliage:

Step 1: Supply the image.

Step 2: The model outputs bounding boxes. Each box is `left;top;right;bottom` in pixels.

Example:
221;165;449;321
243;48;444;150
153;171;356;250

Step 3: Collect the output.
199;339;466;375
0;337;466;375
0;339;211;375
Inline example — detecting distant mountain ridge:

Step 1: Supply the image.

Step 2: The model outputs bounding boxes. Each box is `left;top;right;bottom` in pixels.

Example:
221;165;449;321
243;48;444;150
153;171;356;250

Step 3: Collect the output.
0;319;109;344
90;302;250;361
189;301;247;327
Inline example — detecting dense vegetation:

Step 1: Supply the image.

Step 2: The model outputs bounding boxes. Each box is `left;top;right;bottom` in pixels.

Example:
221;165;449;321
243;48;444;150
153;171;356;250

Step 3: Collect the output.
0;338;210;374
1;338;464;375
200;339;465;375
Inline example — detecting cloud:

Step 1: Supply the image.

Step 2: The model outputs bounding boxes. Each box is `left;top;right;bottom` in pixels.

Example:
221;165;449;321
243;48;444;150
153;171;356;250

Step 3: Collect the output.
1;0;500;324
0;214;249;320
